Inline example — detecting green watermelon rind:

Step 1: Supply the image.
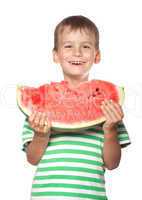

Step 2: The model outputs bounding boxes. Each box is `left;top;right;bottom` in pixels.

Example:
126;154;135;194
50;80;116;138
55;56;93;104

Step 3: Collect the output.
16;84;125;131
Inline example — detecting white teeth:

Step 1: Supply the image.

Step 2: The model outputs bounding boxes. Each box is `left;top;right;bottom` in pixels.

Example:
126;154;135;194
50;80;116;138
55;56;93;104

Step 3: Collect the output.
69;61;84;65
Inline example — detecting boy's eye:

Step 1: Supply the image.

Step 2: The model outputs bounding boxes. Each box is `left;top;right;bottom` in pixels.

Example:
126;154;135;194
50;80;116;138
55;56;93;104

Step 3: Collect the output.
64;45;72;48
83;45;91;49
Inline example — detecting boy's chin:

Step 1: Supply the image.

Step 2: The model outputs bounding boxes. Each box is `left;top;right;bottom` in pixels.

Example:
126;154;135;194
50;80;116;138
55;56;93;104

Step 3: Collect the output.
63;71;89;79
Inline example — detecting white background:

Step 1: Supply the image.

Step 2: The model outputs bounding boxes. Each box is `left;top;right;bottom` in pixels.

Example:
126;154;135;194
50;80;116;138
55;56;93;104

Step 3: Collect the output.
0;0;142;199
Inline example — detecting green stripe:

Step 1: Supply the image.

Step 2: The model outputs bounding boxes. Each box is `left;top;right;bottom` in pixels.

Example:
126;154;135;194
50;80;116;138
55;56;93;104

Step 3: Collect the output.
40;157;102;166
23;124;33;131
32;191;107;200
86;128;104;134
45;149;101;158
118;133;129;137
37;166;104;175
48;140;101;150
118;136;129;141
117;123;125;128
22;137;33;142
22;130;33;135
34;174;104;183
32;183;105;191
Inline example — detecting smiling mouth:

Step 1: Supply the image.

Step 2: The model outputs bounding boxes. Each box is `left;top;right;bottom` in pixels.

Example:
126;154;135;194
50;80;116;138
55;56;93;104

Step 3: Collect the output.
68;61;86;65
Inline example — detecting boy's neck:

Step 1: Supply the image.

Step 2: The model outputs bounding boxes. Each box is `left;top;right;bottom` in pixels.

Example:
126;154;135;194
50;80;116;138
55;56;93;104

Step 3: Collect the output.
63;74;89;89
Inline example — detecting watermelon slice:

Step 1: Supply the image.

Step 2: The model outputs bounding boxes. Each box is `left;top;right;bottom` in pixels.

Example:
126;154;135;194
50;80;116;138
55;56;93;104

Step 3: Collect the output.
17;80;124;131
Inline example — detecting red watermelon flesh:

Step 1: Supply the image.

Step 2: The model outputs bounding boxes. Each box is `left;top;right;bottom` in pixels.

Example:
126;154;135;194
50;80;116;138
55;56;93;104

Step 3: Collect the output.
17;80;124;131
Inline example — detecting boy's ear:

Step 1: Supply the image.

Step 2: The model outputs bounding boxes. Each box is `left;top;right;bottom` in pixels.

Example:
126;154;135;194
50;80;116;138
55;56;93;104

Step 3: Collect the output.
94;51;101;64
53;50;59;63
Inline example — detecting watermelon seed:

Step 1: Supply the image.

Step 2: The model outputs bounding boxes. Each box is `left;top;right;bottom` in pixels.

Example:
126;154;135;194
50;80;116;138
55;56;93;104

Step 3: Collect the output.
96;88;99;91
97;92;101;95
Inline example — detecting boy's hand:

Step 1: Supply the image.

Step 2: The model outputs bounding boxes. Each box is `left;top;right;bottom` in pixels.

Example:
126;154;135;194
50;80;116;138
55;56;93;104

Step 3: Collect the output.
28;111;52;137
101;99;124;132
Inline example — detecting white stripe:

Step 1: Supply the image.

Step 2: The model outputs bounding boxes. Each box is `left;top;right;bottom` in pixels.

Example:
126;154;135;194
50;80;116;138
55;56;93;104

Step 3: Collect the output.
50;136;101;146
33;179;104;189
42;153;103;163
33;178;105;187
35;171;104;183
22;134;33;140
38;162;104;172
120;139;130;145
23;138;33;144
31;187;106;196
87;132;104;138
46;144;102;154
117;128;127;132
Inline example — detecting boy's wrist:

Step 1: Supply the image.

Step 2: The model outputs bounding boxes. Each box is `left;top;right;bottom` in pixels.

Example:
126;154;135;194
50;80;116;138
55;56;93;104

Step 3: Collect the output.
103;125;118;140
34;131;51;140
103;123;117;132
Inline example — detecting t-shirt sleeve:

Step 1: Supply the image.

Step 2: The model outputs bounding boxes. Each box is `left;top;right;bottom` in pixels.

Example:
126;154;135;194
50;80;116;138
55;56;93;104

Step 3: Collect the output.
21;118;34;152
116;121;131;148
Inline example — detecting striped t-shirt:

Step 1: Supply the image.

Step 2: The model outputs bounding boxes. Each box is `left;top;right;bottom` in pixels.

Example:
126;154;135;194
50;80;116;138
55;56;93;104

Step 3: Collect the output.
22;118;131;200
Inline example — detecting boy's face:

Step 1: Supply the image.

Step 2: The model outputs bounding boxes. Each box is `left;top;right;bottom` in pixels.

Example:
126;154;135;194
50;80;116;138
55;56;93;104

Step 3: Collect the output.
53;26;100;79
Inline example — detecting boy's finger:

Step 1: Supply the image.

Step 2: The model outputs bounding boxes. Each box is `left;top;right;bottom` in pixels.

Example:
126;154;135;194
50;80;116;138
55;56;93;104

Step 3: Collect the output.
42;114;51;133
46;113;52;127
112;101;124;117
101;104;112;122
43;124;50;133
39;113;47;127
101;102;117;121
106;100;122;119
28;111;36;123
107;100;124;120
47;118;52;128
34;111;41;126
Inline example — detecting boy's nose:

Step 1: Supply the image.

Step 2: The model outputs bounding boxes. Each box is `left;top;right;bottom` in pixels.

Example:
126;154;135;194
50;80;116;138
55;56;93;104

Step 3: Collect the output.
73;47;82;57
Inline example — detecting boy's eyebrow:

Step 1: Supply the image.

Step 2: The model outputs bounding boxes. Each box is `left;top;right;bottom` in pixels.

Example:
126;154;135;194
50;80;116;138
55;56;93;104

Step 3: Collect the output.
62;41;72;44
62;41;94;45
82;41;94;45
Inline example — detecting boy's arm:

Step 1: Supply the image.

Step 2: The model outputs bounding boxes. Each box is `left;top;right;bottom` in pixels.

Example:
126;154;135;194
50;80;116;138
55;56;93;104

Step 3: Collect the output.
26;133;51;165
26;111;52;165
102;126;121;170
101;99;124;170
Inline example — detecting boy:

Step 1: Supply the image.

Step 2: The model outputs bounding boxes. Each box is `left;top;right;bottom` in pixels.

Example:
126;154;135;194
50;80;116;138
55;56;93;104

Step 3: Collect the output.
22;15;131;200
